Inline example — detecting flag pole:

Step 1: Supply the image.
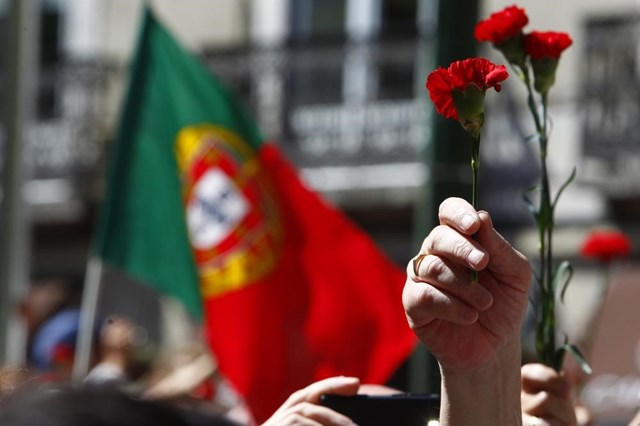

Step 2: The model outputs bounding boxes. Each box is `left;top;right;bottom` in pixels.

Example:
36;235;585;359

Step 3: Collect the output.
71;4;148;381
72;256;103;381
0;0;37;364
63;0;113;384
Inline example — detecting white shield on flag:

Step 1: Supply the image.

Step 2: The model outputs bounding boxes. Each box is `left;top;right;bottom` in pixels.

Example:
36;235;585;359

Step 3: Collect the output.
186;168;249;250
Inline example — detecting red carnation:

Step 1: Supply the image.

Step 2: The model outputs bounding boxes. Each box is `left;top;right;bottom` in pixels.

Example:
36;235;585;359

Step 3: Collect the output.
426;58;508;122
474;5;528;45
580;230;632;263
524;31;572;94
524;31;573;59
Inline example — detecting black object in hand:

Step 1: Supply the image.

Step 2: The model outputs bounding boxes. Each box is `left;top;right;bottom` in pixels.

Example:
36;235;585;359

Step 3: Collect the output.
320;393;440;426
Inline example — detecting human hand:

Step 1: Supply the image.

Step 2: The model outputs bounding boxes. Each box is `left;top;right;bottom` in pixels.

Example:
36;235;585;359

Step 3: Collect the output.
629;409;640;426
521;363;578;426
403;197;532;372
261;376;360;426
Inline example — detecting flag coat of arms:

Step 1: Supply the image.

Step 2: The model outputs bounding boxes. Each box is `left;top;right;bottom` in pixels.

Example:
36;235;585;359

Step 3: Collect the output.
96;8;416;422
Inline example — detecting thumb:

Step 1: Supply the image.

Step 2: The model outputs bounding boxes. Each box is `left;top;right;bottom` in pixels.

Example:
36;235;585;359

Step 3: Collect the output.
279;376;360;410
476;211;531;286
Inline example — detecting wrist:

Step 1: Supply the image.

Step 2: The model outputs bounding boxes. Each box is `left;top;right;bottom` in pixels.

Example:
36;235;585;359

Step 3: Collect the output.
439;339;522;426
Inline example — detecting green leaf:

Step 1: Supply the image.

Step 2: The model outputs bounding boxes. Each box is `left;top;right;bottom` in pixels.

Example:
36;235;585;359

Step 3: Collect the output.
555;344;592;375
553;260;574;303
537;201;552;230
524;132;540;144
522;187;540;218
552;167;577;209
534;274;546;303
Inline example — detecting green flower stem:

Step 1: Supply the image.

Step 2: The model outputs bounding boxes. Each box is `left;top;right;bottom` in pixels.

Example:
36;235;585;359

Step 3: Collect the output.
541;94;561;370
470;134;480;283
523;67;544;135
525;81;558;370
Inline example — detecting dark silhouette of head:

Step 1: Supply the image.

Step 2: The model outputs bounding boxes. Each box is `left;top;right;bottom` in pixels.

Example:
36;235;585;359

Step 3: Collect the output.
0;387;238;426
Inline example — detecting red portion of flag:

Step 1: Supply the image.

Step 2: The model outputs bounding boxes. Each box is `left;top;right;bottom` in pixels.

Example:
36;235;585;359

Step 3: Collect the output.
203;144;417;422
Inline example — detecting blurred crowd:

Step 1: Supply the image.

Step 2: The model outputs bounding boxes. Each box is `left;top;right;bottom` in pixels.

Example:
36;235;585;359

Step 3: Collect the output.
1;199;639;426
0;274;256;425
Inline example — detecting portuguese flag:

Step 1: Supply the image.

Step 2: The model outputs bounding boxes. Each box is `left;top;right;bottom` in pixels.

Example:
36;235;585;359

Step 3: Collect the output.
96;8;416;422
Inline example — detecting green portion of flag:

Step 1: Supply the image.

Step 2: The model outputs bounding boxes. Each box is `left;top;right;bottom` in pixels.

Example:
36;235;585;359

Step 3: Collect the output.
95;8;263;320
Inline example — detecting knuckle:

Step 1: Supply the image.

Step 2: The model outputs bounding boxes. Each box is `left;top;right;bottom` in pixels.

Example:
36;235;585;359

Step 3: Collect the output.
298;402;315;417
522;363;544;377
406;258;415;275
438;204;447;222
288;413;304;425
404;285;435;317
417;285;437;307
425;226;446;252
402;287;419;319
451;239;472;260
537;391;552;405
287;389;306;404
424;256;445;279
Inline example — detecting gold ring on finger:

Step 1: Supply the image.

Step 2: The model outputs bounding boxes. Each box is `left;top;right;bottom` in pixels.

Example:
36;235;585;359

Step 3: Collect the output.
412;253;428;277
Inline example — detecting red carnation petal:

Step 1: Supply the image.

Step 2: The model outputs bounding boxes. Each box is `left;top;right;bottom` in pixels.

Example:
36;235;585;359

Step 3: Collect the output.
485;65;509;88
581;230;632;263
524;31;573;59
426;67;458;120
475;5;529;44
425;58;508;121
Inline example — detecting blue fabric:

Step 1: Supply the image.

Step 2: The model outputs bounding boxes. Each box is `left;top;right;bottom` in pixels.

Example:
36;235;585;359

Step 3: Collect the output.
29;308;82;371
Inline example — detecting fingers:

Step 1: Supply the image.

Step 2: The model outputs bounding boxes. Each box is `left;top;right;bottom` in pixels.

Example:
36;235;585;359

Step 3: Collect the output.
522;364;577;426
574;404;594;426
279;376;360;408
476;211;532;287
357;383;402;395
522;364;571;398
403;277;481;328
521;390;577;426
407;254;493;313
438;197;482;235
418;225;489;271
272;403;357;426
265;377;360;426
405;196;530;333
434;198;531;288
523;413;553;426
405;198;496;328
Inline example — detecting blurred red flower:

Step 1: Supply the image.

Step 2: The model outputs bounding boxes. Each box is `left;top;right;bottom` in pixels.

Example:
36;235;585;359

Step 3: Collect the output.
524;31;573;59
426;58;508;121
474;5;528;44
580;230;632;263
